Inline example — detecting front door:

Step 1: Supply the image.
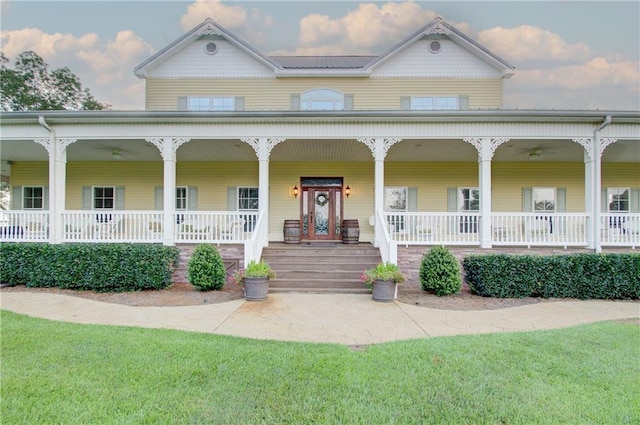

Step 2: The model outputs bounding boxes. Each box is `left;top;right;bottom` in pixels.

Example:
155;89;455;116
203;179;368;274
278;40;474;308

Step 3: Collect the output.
300;178;344;241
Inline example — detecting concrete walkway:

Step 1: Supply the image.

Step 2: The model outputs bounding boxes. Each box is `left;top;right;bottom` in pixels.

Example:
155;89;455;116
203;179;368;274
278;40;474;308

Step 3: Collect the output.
1;292;638;345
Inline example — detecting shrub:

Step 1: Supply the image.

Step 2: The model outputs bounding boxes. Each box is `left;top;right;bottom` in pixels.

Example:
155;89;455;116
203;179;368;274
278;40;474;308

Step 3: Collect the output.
463;253;640;299
0;243;179;291
420;246;462;296
187;244;226;290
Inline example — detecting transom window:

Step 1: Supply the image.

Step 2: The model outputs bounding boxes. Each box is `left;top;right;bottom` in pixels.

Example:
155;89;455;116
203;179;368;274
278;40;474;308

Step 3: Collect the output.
23;186;44;209
176;187;187;210
411;96;458;110
533;187;556;213
607;188;629;212
188;96;234;111
301;89;344;111
94;187;114;210
238;187;259;210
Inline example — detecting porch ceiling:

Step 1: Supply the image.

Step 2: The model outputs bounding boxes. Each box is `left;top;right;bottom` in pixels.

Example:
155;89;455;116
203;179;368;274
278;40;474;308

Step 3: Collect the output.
0;137;638;164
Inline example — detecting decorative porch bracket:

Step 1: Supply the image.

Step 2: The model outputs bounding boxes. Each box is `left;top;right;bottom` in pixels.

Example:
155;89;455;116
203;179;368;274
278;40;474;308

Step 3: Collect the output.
145;137;191;246
463;137;510;248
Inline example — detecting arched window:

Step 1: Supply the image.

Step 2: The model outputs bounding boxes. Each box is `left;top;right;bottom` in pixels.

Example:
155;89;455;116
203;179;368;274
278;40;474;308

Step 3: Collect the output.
301;89;344;111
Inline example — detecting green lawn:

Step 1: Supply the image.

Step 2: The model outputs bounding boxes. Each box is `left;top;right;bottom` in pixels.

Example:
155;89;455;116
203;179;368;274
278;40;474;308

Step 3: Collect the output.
1;311;638;424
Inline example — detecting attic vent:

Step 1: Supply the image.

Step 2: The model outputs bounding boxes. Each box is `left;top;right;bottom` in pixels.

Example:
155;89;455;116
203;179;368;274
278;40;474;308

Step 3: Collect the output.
205;42;218;55
428;40;442;54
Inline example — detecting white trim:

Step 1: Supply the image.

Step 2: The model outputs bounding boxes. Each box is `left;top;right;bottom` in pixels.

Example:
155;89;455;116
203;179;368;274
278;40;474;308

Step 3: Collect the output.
22;186;44;210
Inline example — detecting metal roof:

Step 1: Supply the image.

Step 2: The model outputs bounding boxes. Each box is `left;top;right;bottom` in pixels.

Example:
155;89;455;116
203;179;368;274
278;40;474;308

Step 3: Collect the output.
269;56;376;69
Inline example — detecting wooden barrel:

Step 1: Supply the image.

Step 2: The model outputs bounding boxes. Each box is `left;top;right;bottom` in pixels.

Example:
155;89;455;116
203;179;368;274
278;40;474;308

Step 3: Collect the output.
283;219;301;244
342;219;360;244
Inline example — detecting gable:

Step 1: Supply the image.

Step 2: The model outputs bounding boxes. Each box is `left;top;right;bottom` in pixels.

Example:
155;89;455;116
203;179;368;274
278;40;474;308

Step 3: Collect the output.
146;37;275;79
371;38;503;78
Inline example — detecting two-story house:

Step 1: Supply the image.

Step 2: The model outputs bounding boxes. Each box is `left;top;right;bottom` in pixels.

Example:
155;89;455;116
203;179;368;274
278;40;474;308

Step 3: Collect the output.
1;17;638;273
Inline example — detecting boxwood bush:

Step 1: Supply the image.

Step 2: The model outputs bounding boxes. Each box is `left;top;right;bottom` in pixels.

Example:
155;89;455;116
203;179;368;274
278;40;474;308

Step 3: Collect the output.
0;243;180;292
420;246;462;296
463;253;640;299
187;244;226;290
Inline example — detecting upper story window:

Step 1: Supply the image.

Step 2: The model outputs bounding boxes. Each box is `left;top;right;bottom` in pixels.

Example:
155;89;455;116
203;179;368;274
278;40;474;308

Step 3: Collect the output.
607;188;629;212
301;89;344;111
188;96;234;111
411;96;459;110
23;186;44;209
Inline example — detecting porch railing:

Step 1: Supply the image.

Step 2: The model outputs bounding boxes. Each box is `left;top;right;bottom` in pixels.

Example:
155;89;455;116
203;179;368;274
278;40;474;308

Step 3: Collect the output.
377;210;397;264
173;211;258;244
492;213;589;247
0;210;50;242
384;212;481;246
244;210;267;266
601;213;640;248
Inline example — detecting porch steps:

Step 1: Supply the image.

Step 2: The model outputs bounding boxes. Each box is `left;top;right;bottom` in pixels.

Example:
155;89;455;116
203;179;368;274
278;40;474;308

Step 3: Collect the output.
261;242;381;294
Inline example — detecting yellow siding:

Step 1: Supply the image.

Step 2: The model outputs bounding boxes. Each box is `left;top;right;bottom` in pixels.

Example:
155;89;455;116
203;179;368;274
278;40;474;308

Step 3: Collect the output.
145;78;503;110
10;161;639;232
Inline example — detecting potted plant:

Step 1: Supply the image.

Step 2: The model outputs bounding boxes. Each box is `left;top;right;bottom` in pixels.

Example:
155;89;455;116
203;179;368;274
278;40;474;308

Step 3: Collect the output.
360;262;405;302
229;260;276;301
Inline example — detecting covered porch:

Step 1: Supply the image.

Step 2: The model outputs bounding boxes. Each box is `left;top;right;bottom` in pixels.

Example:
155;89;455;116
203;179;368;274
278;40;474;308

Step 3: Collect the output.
1;110;638;265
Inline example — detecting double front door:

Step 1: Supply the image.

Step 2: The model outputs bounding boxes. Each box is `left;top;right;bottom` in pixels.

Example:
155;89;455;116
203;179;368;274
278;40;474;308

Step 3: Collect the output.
300;178;344;241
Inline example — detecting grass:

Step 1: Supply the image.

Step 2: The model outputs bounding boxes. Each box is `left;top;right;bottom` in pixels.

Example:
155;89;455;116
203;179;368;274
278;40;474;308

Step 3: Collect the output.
1;311;638;424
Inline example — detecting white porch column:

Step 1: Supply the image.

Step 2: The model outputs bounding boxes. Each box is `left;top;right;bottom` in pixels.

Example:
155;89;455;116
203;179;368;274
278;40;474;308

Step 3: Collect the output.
464;137;509;248
242;137;285;246
146;137;190;246
574;138;595;248
34;132;76;244
358;137;401;248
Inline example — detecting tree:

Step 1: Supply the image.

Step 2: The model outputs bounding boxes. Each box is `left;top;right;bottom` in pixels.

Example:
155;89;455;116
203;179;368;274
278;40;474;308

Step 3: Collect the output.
0;51;109;111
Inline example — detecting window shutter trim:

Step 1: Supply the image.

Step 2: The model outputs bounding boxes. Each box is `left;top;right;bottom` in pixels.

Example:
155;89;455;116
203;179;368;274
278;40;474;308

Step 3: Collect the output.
556;187;567;213
178;96;188;111
447;187;458;212
407;187;418;212
82;186;92;210
290;94;300;111
234;96;245;111
344;94;354;110
154;186;164;210
43;186;49;210
187;186;198;211
458;95;469;110
400;96;411;110
11;186;22;210
630;188;640;213
522;187;533;212
115;187;125;210
227;186;237;211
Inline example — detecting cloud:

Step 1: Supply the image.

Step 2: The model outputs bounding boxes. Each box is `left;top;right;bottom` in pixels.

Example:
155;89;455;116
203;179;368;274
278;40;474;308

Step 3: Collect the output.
478;25;593;68
295;2;439;55
1;28;154;109
180;0;273;47
504;57;640;110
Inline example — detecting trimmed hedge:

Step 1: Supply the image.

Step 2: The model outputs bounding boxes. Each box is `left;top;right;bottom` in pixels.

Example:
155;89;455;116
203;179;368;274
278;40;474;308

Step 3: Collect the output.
0;243;180;292
463;253;640;300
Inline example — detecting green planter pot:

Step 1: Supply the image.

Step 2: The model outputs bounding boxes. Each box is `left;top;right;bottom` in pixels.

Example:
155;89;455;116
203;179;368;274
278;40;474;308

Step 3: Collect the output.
244;277;269;301
372;279;396;302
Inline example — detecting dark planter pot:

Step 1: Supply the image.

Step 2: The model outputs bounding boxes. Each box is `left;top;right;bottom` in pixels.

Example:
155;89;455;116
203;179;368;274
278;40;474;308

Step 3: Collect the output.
372;279;396;302
243;277;269;301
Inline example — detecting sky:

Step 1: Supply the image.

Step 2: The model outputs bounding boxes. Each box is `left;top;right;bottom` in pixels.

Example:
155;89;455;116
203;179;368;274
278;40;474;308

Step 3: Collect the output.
1;0;639;111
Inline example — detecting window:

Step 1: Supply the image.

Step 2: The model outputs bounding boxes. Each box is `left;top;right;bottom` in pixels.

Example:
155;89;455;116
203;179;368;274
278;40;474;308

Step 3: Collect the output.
176;187;187;211
301;89;344;111
607;188;629;212
411;96;459;110
458;188;479;233
533;187;556;213
458;188;479;211
238;187;259;211
188;96;235;111
23;186;44;209
385;187;407;231
94;187;115;210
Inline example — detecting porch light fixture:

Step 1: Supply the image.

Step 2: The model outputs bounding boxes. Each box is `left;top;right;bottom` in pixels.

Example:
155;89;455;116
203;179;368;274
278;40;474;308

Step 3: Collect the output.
293;186;299;198
345;186;351;198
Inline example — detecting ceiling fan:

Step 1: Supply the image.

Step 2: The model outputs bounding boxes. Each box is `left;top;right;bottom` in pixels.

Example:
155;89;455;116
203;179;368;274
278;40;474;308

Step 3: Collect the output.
517;147;554;161
97;144;133;160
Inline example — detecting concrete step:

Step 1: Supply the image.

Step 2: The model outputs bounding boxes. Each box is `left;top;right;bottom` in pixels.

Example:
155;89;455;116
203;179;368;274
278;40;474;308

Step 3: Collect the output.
269;287;371;294
267;262;378;271
269;278;364;289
